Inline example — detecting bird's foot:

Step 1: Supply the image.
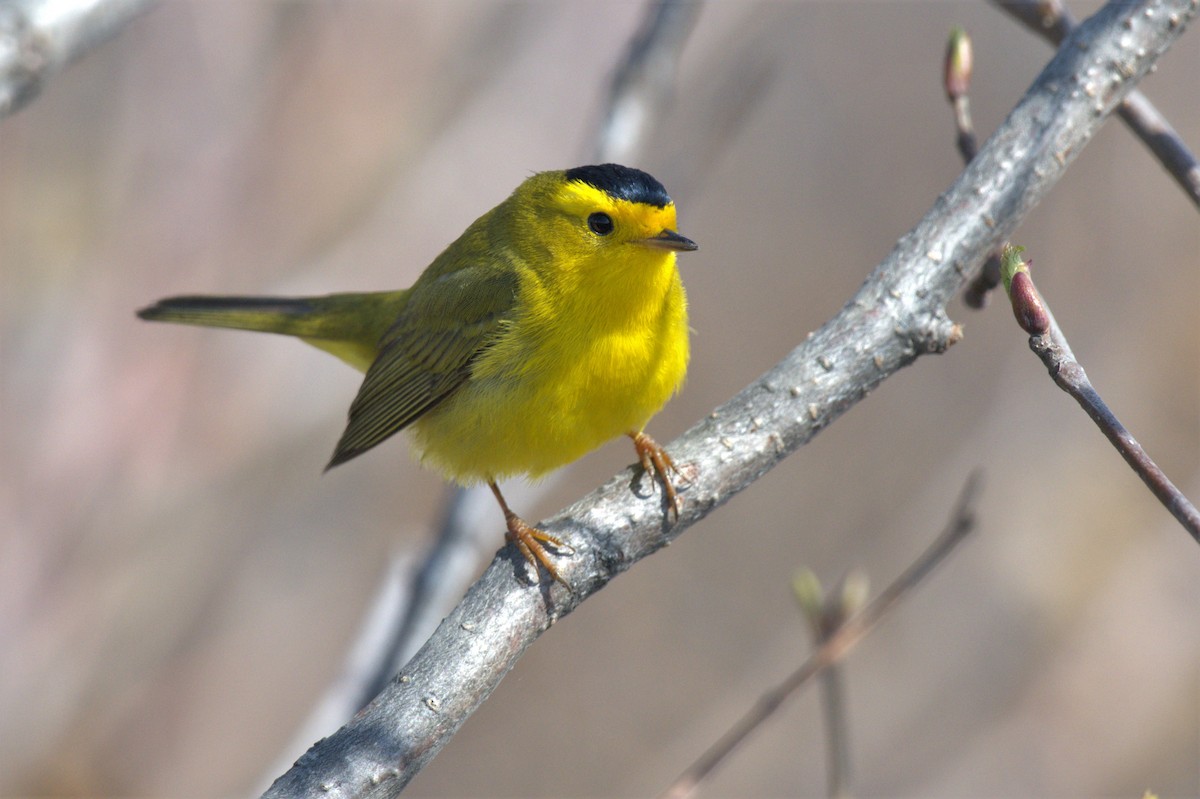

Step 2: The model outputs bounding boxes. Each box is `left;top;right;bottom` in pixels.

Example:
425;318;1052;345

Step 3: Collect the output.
503;511;572;590
630;431;684;520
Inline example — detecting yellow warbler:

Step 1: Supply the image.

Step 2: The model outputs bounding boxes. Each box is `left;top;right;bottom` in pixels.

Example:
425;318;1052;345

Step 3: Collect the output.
138;164;695;586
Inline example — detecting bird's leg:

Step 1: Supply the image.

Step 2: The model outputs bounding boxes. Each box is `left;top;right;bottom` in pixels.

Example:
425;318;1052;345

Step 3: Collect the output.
629;431;681;519
488;481;570;589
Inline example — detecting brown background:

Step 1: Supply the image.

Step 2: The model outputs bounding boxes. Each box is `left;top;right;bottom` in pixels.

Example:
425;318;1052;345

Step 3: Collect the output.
2;2;1198;796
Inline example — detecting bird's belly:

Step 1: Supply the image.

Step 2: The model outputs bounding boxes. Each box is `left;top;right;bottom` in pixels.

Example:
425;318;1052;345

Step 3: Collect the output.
411;323;686;483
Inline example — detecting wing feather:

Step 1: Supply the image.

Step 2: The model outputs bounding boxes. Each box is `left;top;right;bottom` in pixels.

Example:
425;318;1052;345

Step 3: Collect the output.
326;264;518;468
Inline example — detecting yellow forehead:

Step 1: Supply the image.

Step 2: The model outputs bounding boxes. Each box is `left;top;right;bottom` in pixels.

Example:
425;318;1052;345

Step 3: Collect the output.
555;180;679;237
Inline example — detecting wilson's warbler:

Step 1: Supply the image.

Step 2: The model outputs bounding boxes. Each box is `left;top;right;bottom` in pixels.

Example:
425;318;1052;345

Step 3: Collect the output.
138;164;695;586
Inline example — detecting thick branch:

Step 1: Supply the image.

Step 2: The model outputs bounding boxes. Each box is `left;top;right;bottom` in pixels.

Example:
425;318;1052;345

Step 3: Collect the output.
261;1;1196;796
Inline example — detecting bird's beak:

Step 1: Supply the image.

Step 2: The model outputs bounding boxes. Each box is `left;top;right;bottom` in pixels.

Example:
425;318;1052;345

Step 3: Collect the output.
639;229;698;252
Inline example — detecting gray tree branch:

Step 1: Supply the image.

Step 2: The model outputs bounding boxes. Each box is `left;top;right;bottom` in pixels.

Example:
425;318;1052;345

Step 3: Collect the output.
994;0;1200;209
261;0;1196;795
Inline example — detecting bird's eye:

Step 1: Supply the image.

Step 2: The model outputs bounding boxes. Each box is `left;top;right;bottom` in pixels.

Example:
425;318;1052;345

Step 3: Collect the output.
587;212;614;236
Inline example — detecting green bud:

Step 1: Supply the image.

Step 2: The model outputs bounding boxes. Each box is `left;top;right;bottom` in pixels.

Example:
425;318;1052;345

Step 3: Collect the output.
999;244;1028;293
792;568;824;627
837;569;870;620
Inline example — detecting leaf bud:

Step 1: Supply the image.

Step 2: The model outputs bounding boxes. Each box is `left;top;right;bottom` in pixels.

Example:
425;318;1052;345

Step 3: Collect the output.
944;27;974;101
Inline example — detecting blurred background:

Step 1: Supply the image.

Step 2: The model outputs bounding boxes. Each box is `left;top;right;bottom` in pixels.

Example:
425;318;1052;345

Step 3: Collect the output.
2;2;1198;796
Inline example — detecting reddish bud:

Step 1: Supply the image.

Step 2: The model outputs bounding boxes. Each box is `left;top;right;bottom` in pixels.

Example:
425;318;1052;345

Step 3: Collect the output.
1009;270;1050;335
944;27;973;101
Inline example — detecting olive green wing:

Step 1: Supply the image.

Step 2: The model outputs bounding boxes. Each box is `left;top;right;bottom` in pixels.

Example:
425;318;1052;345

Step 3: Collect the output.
326;265;518;468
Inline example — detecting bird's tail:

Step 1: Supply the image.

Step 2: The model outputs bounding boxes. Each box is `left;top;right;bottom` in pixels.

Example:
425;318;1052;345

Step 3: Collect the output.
137;290;408;372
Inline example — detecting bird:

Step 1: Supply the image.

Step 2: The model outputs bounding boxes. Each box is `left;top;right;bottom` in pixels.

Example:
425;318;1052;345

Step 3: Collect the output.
138;163;696;587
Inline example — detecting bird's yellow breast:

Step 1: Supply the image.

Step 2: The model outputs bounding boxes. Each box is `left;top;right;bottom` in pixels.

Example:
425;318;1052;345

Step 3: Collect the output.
411;237;688;483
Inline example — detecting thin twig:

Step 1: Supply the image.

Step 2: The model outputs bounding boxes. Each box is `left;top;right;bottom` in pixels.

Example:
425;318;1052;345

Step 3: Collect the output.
660;473;982;799
819;664;851;799
993;0;1200;210
260;4;1196;795
944;26;1002;309
1001;247;1200;542
1040;354;1200;539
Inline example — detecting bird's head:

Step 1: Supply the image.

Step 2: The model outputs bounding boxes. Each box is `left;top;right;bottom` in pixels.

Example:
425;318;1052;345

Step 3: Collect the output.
515;164;697;277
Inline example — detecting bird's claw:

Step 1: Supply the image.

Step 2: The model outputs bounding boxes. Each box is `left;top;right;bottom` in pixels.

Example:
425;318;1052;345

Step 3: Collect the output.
504;512;573;591
631;431;683;520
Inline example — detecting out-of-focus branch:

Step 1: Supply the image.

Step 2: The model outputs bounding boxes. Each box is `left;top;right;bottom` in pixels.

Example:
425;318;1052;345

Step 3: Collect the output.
662;474;981;799
792;570;869;799
0;0;156;119
375;0;703;694
994;0;1200;210
260;2;1195;796
351;486;497;708
257;486;499;794
320;0;703;711
259;1;708;788
590;0;703;164
1000;246;1200;542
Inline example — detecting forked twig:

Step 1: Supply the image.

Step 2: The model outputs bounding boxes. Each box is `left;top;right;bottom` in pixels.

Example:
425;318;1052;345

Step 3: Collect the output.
660;473;982;799
793;570;869;798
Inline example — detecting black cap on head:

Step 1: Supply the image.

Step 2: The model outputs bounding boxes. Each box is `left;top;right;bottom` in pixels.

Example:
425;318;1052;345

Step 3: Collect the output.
564;164;672;208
